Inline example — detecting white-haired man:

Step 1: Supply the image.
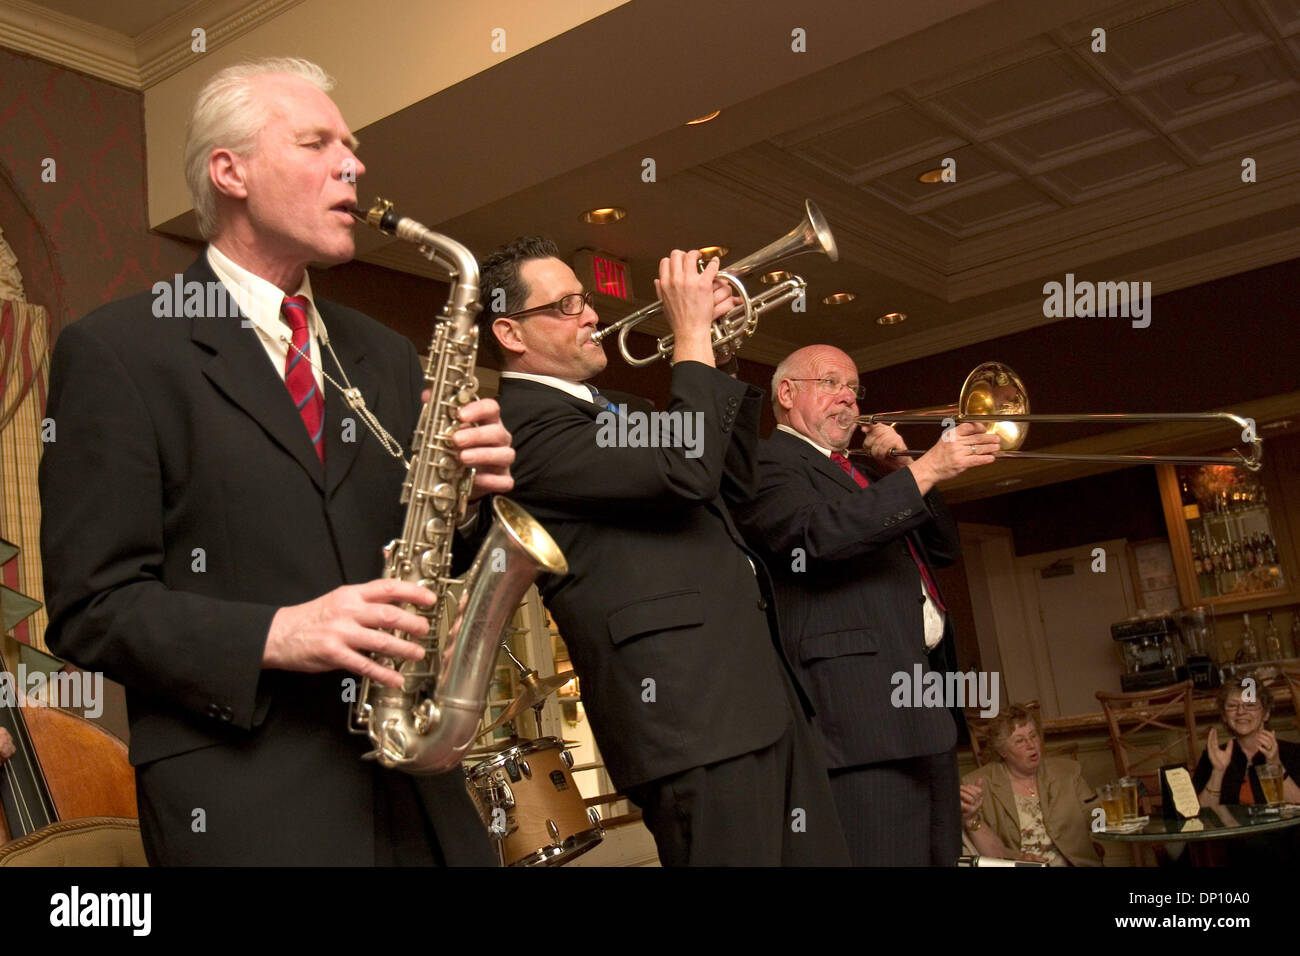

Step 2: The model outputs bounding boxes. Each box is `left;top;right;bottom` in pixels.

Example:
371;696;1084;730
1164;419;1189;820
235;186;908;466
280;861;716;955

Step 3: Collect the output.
40;59;510;865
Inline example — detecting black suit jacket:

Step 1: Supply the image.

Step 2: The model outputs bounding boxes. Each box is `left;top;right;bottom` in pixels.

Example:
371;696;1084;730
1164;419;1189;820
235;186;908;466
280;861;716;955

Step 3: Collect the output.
496;365;797;789
732;429;959;770
39;254;491;865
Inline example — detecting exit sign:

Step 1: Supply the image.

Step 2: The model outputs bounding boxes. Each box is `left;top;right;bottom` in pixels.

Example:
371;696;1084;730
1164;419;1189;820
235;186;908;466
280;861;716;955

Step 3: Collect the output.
572;249;632;301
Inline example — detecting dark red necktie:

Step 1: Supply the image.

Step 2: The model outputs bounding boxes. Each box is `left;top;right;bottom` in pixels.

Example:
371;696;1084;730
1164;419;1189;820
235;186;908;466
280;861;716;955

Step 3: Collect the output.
830;451;945;611
280;295;325;463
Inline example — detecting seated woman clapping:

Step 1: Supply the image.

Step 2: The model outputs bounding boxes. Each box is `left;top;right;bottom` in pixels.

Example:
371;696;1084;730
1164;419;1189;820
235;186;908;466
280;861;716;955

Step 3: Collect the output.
1195;678;1300;807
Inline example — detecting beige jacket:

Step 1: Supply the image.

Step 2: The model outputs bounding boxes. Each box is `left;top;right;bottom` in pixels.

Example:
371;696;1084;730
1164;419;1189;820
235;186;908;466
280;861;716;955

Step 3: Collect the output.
962;757;1103;866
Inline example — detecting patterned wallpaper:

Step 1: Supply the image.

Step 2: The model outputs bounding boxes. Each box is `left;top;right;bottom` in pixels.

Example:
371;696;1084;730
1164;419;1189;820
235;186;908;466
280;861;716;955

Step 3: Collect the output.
0;47;197;341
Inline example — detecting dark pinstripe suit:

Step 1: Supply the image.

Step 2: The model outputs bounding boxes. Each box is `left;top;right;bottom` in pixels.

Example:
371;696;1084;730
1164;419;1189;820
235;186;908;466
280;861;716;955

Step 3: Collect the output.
733;428;962;865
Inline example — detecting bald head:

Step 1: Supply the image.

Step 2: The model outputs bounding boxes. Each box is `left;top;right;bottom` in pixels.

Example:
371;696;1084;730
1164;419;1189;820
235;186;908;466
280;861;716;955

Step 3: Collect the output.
771;344;860;450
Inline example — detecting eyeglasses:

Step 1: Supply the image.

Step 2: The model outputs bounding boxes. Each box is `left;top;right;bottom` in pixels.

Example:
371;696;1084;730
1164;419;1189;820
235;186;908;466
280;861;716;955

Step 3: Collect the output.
1223;702;1262;713
501;291;594;320
788;378;867;400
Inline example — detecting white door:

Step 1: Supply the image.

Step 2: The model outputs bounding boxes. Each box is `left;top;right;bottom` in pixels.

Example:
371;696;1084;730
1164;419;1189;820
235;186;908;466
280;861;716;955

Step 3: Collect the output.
1017;540;1137;717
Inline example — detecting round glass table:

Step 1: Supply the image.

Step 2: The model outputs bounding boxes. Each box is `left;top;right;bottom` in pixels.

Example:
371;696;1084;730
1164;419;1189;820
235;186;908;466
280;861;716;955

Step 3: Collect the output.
1096;804;1300;843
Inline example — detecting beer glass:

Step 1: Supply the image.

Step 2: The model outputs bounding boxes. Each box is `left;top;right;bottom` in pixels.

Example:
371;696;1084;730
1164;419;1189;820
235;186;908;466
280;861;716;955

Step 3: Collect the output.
1098;783;1124;827
1257;765;1285;806
1119;776;1141;820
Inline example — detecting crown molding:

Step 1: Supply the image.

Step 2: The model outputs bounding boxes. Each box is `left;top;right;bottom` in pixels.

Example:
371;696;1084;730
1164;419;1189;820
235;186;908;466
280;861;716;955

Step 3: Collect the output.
0;0;301;90
0;0;137;86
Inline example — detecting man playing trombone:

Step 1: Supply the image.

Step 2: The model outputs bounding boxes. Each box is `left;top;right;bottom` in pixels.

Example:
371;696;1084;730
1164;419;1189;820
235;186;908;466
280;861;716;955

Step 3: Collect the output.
733;344;998;866
479;240;848;866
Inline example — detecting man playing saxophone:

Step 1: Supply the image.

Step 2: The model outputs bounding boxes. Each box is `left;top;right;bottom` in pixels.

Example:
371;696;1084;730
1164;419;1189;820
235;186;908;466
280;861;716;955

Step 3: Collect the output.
479;239;849;865
39;58;510;865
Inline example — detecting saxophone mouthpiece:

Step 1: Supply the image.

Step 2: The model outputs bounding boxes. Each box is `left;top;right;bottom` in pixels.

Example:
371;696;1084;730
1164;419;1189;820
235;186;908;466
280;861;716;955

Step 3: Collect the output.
351;197;399;234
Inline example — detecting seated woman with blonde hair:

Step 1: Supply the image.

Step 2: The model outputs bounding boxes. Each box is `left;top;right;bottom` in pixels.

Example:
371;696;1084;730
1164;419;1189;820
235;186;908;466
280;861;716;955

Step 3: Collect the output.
960;705;1102;866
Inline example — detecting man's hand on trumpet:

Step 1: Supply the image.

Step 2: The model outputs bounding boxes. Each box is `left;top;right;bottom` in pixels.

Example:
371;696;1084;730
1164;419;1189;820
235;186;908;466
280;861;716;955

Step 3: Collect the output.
907;421;1000;494
655;250;743;368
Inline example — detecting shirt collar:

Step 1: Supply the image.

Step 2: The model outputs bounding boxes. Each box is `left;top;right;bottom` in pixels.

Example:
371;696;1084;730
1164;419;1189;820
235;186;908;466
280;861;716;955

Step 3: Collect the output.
500;370;596;405
205;243;322;341
777;423;836;458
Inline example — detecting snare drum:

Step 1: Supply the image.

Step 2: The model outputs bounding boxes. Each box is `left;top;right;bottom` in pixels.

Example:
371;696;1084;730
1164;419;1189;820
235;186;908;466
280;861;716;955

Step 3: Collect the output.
467;737;604;866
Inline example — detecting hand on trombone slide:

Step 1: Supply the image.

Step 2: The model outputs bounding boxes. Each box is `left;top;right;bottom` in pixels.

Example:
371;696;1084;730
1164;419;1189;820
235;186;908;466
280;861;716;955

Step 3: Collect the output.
849;420;999;492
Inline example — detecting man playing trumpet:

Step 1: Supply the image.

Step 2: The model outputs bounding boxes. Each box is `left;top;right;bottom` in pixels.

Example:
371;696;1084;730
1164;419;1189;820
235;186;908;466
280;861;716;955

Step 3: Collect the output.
479;241;848;866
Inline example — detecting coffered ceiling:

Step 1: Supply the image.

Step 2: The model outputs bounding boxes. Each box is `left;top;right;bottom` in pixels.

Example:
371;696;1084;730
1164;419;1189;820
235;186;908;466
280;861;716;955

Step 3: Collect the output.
6;0;1299;376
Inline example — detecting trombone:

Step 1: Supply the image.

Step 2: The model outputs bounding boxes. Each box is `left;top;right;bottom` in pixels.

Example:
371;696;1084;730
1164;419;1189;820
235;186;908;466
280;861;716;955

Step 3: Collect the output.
589;199;838;366
856;362;1262;471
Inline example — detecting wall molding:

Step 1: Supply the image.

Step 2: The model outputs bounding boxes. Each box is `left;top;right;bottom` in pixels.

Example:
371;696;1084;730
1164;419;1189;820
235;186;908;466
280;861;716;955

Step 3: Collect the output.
0;0;302;90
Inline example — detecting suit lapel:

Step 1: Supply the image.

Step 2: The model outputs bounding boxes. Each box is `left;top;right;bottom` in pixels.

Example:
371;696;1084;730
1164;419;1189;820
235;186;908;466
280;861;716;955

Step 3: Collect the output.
319;303;382;499
772;429;861;494
188;256;326;493
982;763;1019;833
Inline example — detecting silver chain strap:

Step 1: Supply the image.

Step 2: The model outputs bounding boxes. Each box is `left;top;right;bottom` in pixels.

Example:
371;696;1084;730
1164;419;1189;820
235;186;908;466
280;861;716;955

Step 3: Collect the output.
280;330;410;467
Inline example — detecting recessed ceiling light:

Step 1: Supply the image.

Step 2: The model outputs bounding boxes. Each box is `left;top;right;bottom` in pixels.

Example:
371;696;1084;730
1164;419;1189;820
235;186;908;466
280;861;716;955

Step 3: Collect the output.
685;110;721;125
876;311;907;325
760;270;793;285
581;207;627;224
918;167;946;184
697;245;728;260
1187;72;1239;96
822;292;856;306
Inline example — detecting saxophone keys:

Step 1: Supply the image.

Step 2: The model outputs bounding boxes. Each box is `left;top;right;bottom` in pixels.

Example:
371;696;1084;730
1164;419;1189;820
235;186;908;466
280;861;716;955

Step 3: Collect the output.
430;482;457;512
418;550;438;578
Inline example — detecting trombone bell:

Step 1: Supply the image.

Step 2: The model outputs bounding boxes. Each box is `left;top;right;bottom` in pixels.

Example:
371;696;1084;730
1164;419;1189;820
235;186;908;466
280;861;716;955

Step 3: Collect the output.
859;361;1263;471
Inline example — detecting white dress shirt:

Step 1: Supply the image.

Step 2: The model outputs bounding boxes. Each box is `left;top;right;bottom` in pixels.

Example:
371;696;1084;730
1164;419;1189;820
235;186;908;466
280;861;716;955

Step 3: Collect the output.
499;370;598;404
206;244;325;393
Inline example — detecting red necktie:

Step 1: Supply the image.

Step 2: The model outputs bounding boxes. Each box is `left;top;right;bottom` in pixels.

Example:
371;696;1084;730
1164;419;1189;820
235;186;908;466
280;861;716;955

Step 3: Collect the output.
830;451;946;611
280;295;325;463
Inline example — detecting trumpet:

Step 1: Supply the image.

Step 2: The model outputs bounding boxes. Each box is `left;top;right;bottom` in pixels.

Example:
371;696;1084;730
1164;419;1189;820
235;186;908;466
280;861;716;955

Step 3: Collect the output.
589;199;838;366
855;361;1262;471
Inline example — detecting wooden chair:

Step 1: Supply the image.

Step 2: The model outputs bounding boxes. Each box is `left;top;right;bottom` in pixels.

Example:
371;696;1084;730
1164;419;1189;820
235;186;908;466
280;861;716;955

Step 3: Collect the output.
1281;665;1300;717
1095;680;1199;816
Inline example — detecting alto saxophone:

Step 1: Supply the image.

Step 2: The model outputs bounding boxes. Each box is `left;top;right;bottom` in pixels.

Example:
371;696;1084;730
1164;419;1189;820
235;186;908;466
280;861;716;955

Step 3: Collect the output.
348;198;567;773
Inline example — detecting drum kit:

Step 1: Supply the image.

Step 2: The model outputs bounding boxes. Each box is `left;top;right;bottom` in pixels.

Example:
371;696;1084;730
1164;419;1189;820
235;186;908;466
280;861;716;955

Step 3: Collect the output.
465;646;604;866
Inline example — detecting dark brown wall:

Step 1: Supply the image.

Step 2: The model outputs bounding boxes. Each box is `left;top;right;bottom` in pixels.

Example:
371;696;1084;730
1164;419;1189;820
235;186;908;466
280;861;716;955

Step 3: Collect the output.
850;258;1300;451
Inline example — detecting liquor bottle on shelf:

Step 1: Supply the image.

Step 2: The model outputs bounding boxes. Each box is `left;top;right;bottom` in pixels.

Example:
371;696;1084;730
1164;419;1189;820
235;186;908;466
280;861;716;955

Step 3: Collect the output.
1234;539;1246;572
1224;544;1235;573
1180;476;1200;520
1263;612;1282;660
1238;613;1258;662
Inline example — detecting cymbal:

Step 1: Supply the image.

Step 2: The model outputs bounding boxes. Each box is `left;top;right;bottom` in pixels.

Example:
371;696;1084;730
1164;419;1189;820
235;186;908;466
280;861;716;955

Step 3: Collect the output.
479;670;575;736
